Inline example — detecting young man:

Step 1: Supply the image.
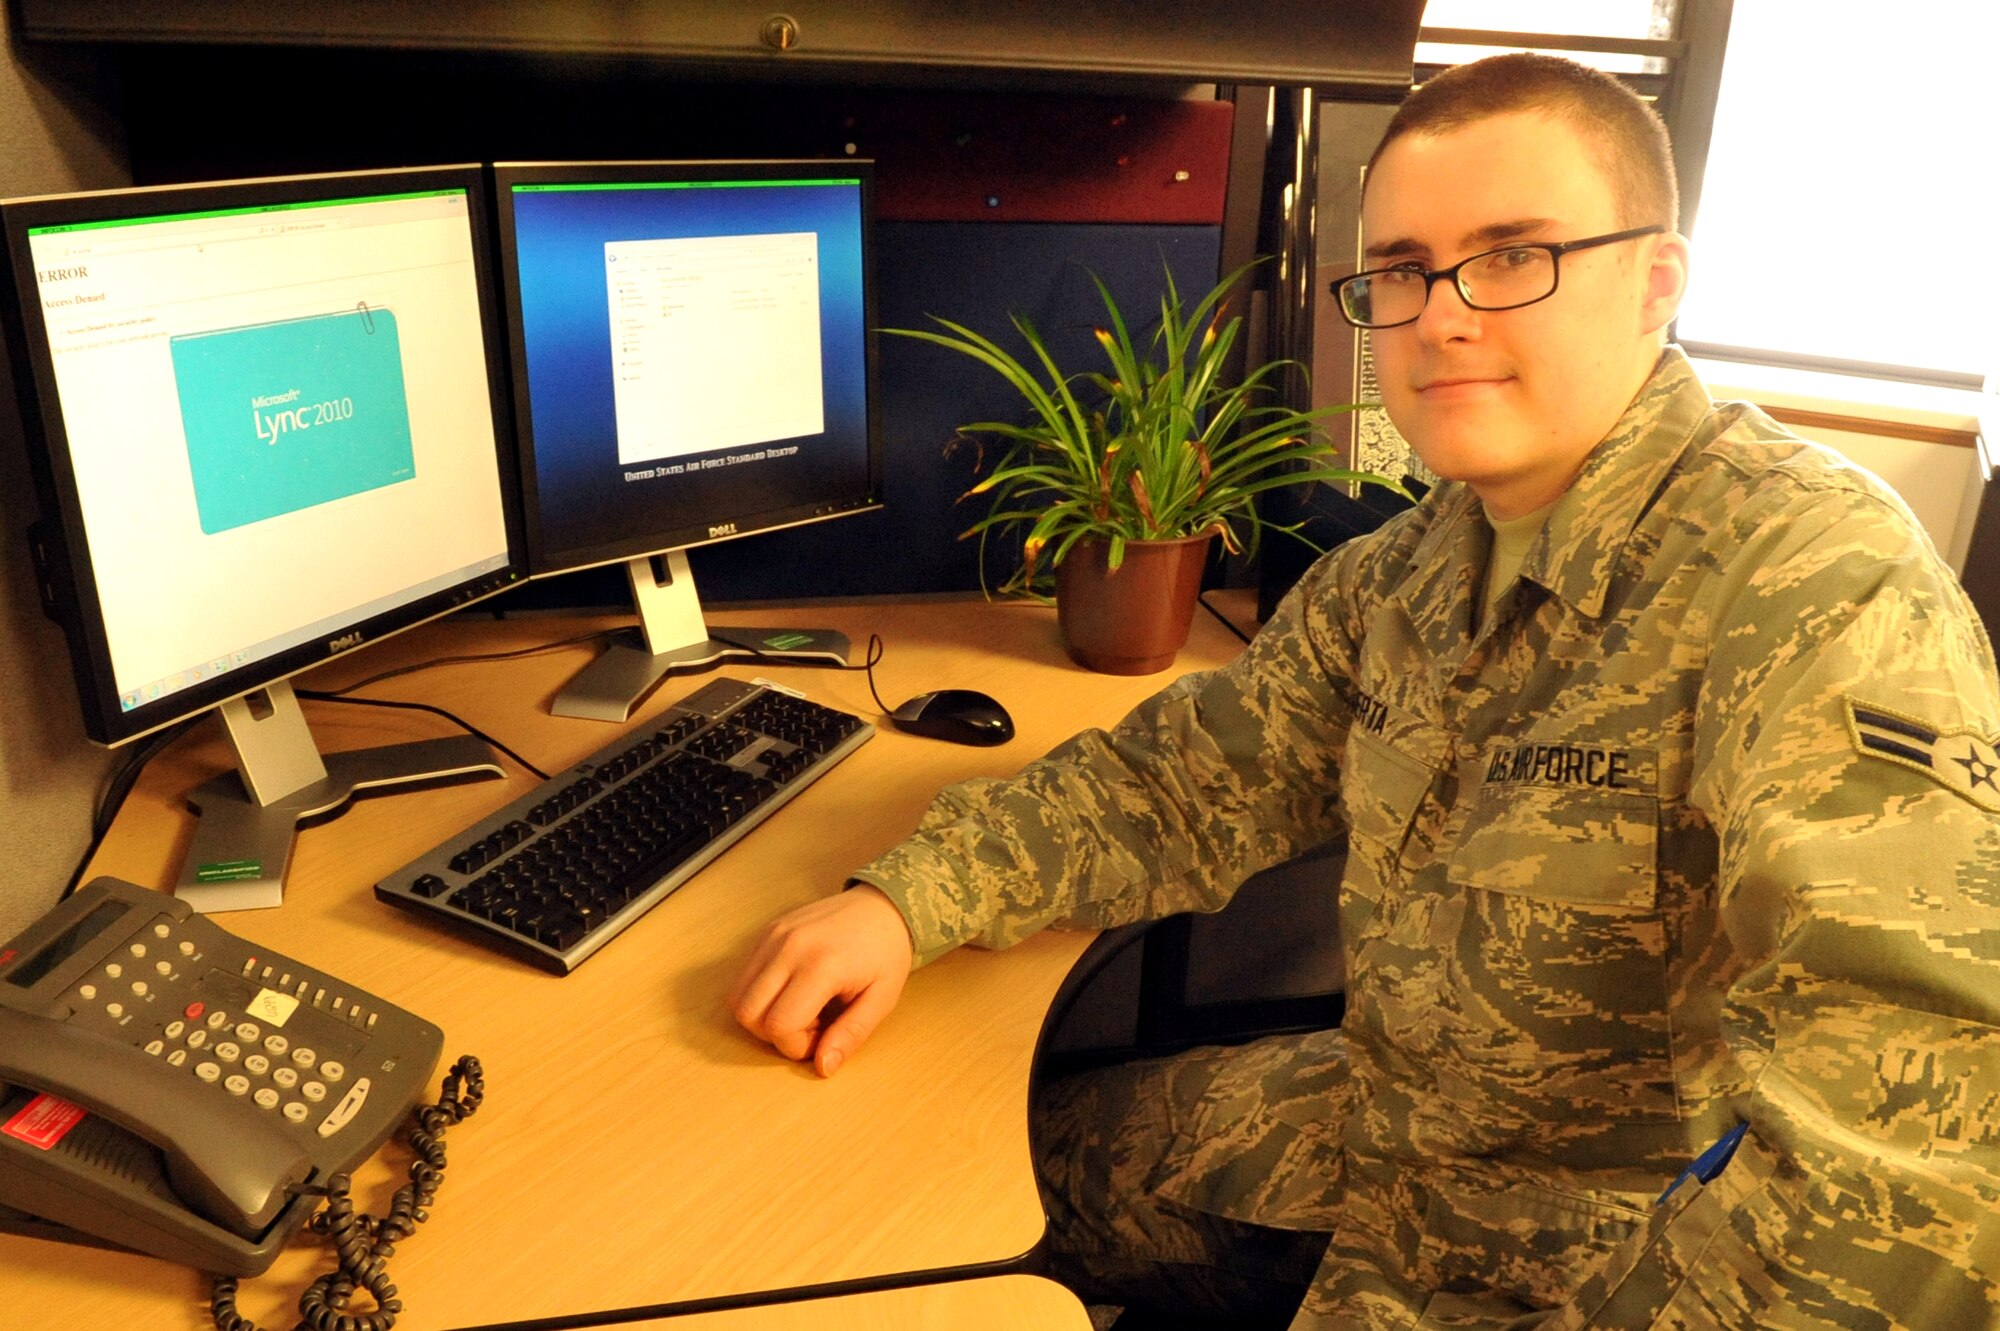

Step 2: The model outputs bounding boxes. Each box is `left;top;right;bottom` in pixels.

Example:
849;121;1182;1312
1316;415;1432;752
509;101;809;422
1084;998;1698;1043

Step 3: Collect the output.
732;54;2000;1329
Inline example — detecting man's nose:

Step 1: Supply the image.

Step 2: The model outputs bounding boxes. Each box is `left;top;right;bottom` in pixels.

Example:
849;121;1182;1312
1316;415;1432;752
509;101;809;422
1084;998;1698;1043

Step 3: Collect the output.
1414;273;1480;342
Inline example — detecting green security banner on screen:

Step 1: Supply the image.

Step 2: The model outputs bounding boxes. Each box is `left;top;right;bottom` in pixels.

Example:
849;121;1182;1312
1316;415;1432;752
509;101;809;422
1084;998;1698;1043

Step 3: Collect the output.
170;307;416;535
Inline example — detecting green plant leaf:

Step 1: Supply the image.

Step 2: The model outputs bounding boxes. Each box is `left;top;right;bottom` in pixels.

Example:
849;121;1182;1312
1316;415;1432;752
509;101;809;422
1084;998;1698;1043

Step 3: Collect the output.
884;256;1402;585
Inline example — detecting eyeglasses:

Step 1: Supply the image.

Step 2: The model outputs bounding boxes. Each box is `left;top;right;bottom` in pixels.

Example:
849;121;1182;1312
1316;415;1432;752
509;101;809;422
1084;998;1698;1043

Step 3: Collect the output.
1330;225;1665;330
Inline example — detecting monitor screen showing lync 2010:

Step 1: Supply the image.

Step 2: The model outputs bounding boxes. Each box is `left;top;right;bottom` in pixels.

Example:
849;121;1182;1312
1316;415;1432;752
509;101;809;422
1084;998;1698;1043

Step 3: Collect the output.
1;167;520;749
495;160;879;577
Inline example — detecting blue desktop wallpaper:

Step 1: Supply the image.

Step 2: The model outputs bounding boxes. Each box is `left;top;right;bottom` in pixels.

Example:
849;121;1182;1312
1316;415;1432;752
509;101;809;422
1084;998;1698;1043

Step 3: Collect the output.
507;177;873;571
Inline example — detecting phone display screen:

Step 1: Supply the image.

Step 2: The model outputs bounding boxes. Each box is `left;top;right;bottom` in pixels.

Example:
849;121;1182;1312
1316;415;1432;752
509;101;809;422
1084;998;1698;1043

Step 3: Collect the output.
3;902;125;988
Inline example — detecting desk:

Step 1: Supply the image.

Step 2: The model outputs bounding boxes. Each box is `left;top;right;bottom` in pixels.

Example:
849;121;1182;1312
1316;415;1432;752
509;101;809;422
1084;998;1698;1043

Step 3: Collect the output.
0;594;1249;1328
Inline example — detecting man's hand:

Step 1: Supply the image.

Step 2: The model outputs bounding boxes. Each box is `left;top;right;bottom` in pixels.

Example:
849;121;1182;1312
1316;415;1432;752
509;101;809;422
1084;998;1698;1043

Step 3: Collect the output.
729;884;915;1077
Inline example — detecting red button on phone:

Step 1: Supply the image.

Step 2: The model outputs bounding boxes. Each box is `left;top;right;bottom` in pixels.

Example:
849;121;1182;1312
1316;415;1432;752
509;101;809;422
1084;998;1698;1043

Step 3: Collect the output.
185;1001;205;1021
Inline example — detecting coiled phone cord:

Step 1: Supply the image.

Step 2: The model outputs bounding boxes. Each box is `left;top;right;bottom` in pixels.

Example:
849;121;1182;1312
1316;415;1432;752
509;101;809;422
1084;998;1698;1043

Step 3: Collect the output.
209;1054;485;1331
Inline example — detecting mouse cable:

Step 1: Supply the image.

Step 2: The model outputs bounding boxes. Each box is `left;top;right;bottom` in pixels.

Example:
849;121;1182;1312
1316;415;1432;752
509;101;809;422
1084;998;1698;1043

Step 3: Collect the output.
707;629;895;716
306;626;622;699
293;692;550;781
210;1053;486;1331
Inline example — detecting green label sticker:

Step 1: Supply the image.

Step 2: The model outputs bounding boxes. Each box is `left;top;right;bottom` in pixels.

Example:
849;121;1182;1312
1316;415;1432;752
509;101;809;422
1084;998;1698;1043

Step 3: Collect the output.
195;860;264;883
763;632;813;651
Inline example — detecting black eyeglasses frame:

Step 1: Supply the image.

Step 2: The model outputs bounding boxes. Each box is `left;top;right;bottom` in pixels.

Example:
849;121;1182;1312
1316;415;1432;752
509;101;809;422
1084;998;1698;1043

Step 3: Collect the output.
1329;224;1667;330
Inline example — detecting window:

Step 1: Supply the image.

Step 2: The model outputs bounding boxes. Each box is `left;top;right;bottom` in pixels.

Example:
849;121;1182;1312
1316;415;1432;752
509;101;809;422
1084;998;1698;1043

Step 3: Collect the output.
1417;0;1677;75
1672;3;1995;388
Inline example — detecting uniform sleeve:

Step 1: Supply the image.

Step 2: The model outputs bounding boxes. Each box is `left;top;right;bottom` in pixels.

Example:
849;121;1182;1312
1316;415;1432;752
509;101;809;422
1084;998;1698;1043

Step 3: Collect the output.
1575;484;2000;1328
851;537;1381;967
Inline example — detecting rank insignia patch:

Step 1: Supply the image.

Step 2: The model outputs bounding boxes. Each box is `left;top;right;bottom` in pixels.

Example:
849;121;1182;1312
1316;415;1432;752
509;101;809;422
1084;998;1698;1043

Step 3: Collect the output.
1846;699;2000;813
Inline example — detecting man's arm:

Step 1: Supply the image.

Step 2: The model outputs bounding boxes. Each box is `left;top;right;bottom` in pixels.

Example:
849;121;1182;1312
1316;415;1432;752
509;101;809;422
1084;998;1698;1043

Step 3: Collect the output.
732;533;1386;1071
1569;486;2000;1327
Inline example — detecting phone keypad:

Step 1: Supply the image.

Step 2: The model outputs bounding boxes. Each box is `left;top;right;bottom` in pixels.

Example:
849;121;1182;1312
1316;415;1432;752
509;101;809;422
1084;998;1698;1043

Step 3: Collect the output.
59;908;378;1139
141;984;360;1132
146;1014;351;1127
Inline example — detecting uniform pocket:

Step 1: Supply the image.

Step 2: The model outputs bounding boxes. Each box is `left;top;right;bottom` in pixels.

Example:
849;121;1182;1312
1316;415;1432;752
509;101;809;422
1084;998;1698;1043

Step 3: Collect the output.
1339;727;1440;944
1451;785;1660;909
1418;1170;1649;1320
1440;785;1677;1128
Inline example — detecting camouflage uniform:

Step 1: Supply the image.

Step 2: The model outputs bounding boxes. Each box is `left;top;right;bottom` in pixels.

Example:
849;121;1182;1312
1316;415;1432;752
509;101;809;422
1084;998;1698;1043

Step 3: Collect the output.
853;349;2000;1329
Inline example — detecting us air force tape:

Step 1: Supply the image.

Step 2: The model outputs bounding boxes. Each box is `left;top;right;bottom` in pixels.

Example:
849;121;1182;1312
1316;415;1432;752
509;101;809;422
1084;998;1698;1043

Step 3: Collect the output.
1846;699;2000;813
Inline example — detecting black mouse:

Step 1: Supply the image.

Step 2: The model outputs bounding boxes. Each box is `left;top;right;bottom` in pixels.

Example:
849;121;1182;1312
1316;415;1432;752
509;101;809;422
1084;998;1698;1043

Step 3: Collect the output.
888;689;1015;747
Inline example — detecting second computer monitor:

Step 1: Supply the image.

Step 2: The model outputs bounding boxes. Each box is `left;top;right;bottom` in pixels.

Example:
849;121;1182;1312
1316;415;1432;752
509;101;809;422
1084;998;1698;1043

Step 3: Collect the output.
494;160;881;721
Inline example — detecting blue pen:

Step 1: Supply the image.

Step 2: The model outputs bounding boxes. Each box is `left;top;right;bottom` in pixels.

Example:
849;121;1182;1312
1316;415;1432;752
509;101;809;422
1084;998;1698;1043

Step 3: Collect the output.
1656;1121;1750;1206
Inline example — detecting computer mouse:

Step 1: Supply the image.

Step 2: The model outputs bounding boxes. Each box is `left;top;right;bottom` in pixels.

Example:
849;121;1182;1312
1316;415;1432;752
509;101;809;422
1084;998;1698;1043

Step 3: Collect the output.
888;689;1015;747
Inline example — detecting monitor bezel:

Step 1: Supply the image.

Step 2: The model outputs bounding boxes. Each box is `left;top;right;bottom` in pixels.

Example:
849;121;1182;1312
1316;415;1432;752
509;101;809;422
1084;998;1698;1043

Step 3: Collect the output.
0;163;528;748
491;158;883;578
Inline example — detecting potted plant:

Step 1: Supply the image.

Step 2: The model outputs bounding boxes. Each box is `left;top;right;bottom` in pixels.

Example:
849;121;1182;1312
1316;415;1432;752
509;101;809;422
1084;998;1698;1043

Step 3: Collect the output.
890;261;1403;674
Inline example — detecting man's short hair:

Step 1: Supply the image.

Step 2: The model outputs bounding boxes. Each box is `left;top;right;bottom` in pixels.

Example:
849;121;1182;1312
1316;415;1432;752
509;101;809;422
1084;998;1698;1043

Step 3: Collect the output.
1368;53;1680;231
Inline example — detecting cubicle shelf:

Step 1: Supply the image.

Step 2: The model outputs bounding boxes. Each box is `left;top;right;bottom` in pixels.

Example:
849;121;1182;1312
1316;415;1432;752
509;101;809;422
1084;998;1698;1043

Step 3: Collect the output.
14;0;1422;94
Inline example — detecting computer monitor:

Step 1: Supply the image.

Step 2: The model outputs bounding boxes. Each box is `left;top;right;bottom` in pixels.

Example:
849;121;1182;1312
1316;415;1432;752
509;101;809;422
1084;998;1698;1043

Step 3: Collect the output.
493;160;881;722
0;165;524;909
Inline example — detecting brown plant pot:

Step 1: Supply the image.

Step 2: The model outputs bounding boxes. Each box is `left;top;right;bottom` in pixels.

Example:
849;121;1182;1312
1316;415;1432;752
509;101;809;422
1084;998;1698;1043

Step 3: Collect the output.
1054;531;1216;675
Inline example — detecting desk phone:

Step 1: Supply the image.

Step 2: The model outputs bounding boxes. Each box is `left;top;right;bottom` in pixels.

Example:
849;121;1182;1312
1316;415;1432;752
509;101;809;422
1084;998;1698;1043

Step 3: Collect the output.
0;877;443;1275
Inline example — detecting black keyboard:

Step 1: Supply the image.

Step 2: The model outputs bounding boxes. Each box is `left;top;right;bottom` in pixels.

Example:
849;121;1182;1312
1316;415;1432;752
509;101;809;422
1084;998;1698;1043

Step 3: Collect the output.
374;678;873;973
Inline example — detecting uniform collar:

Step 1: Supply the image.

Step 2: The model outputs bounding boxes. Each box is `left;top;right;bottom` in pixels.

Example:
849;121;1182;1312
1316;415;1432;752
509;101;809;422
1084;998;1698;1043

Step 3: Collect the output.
1396;482;1489;663
1388;347;1710;662
1521;346;1711;620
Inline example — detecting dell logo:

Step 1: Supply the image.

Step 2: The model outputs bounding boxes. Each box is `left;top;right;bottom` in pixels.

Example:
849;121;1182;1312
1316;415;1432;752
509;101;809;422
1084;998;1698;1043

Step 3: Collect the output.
37;265;87;283
708;522;738;538
327;631;365;653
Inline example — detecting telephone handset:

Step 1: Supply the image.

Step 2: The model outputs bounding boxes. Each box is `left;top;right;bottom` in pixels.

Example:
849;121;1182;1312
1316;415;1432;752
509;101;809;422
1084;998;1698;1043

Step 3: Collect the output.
0;877;445;1275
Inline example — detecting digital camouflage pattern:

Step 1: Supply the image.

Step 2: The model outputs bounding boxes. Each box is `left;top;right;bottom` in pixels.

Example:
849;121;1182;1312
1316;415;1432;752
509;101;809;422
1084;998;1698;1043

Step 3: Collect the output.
854;349;2000;1328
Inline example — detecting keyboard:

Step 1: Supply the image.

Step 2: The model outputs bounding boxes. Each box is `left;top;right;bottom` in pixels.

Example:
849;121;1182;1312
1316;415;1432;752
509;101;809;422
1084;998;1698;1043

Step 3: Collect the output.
374;677;873;973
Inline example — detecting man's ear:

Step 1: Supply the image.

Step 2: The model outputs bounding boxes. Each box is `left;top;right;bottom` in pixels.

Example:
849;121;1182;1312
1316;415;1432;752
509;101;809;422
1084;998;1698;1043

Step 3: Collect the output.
1638;231;1690;336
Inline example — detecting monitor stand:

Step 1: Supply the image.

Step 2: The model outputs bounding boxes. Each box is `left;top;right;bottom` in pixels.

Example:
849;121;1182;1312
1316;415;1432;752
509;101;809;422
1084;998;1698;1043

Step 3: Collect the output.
550;549;850;723
176;682;503;913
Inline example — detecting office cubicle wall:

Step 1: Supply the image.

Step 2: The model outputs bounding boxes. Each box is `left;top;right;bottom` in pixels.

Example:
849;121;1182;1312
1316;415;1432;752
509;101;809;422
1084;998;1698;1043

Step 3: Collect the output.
698;93;1236;599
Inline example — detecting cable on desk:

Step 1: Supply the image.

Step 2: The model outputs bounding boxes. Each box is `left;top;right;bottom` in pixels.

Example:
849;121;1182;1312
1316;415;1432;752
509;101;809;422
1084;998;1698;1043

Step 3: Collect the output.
64;631;584;891
62;716;202;900
709;629;896;716
307;627;622;699
294;692;551;781
1197;592;1255;646
210;1054;486;1331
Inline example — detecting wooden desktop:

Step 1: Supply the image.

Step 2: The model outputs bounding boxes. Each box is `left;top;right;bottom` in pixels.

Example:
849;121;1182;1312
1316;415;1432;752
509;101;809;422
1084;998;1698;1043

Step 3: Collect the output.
0;593;1251;1329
